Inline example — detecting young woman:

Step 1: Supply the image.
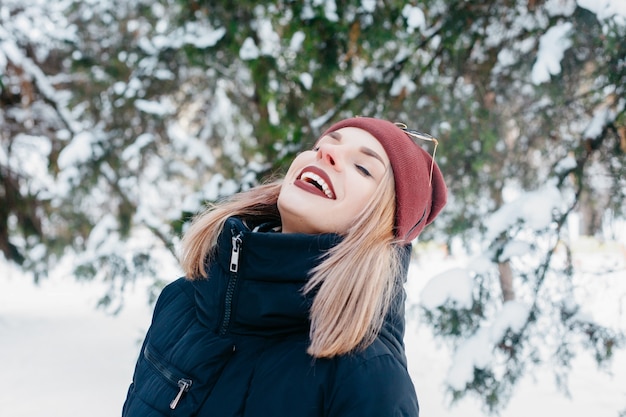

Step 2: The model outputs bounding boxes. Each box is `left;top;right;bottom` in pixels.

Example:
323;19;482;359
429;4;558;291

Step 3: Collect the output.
122;117;447;417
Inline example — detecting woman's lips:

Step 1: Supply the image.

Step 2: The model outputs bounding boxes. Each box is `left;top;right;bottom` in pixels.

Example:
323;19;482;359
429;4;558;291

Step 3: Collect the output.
295;166;336;199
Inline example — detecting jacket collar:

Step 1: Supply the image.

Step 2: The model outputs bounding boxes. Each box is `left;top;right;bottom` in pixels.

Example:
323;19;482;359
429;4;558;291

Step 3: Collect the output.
193;217;341;336
193;216;410;361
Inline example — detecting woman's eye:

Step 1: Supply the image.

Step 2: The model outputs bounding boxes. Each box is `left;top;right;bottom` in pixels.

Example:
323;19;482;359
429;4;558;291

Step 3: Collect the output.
356;165;371;177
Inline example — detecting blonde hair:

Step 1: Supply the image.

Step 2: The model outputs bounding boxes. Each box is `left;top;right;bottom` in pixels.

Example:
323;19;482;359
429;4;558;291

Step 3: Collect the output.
180;181;282;277
179;170;402;358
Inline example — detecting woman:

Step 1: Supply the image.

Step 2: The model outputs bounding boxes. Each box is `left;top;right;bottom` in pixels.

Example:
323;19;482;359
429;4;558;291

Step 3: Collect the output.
122;117;447;417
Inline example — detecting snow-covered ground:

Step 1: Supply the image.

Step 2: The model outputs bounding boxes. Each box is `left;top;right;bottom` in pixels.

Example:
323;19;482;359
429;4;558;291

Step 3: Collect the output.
1;242;625;417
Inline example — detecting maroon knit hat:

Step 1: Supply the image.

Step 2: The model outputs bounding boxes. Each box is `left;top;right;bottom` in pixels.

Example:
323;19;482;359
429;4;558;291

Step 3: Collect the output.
321;117;447;244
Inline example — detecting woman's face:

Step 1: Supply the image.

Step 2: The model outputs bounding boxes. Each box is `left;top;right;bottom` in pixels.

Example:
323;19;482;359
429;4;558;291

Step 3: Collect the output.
278;127;391;235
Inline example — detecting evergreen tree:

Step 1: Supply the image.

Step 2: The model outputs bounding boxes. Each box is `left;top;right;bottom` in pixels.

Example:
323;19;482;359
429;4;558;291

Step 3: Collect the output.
1;0;624;412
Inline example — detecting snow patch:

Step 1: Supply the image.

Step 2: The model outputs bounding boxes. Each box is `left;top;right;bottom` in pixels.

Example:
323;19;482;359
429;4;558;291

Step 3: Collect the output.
57;131;96;169
402;5;426;33
420;268;474;310
531;22;573;85
446;301;531;390
577;0;626;20
134;98;174;116
240;37;259;60
485;183;563;241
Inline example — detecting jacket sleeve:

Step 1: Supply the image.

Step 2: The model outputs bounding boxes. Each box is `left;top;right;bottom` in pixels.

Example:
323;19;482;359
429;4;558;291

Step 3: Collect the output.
122;277;197;417
327;354;419;417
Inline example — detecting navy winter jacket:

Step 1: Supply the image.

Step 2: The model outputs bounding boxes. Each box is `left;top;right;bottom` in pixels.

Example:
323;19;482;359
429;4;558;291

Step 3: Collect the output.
122;217;419;416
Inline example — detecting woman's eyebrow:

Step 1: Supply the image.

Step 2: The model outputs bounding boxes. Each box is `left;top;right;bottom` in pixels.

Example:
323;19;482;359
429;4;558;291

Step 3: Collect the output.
328;130;385;166
328;131;342;141
360;146;385;166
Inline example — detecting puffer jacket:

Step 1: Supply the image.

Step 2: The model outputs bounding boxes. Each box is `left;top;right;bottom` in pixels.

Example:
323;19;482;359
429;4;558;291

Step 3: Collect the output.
122;217;419;417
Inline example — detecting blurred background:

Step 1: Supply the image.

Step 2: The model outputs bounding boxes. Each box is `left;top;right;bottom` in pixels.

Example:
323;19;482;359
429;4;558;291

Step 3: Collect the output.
1;0;625;415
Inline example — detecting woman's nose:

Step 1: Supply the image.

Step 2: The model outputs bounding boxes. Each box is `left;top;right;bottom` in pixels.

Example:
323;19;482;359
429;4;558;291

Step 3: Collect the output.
317;144;343;169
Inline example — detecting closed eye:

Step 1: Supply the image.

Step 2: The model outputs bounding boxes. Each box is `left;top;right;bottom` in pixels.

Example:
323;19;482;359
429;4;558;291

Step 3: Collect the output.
356;164;371;177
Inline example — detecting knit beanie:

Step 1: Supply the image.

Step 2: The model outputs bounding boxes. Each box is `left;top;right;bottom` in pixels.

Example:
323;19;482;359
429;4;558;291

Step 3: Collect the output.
321;117;447;243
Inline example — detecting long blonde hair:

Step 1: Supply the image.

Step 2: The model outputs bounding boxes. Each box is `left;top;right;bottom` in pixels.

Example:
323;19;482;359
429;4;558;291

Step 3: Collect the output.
179;170;402;358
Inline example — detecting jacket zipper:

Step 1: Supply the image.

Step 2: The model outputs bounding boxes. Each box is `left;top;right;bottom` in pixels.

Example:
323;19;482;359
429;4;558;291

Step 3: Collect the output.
170;379;192;410
143;346;193;410
220;232;242;335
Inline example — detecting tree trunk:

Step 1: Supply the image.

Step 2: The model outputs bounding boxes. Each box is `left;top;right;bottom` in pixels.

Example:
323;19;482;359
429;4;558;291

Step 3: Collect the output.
498;261;515;302
578;188;606;237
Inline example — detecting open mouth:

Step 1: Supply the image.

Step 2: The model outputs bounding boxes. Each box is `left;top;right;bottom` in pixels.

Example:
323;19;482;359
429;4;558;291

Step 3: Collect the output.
297;167;336;199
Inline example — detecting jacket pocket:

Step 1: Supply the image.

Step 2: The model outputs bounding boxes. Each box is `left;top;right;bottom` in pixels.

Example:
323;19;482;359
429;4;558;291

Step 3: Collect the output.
124;343;196;416
123;333;236;417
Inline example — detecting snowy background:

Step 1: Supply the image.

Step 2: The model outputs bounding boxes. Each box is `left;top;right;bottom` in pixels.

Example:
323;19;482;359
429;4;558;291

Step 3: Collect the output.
1;0;626;415
1;235;624;417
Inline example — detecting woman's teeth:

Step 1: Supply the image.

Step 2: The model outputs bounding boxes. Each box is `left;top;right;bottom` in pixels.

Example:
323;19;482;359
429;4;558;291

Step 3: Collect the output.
301;172;335;199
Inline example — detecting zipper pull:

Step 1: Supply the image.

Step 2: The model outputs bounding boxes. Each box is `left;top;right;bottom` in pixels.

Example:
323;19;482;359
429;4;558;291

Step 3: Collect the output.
170;378;192;410
230;234;242;272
